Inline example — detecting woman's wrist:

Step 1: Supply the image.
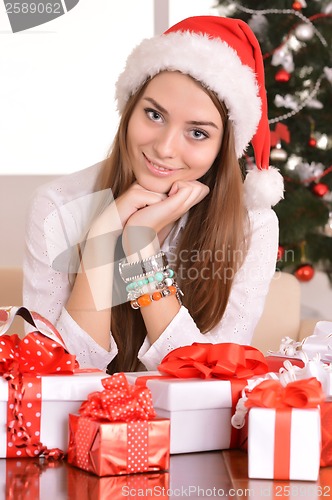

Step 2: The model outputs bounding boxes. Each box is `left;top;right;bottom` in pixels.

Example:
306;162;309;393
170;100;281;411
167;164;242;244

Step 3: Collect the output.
88;202;123;240
122;225;161;261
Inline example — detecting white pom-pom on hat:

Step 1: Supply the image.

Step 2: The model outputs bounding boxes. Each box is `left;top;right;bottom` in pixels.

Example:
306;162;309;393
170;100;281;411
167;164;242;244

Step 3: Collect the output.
244;167;284;209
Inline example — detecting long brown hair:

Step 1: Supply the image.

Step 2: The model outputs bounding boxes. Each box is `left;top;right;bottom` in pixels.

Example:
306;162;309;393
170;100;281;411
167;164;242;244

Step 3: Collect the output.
95;75;248;373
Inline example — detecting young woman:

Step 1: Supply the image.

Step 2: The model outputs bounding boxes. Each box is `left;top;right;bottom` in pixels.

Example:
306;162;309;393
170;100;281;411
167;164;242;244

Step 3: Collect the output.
23;16;284;372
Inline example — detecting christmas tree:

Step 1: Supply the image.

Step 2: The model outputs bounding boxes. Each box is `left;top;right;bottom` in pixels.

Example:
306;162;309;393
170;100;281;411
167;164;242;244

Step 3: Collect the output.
215;0;332;283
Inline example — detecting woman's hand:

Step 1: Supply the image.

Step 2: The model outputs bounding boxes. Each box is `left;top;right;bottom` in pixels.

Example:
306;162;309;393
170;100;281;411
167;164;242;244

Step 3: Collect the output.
121;180;209;258
115;182;167;227
126;180;210;233
88;182;166;238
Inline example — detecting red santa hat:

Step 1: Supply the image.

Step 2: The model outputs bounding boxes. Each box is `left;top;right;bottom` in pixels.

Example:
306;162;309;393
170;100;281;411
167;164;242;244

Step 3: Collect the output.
115;16;284;208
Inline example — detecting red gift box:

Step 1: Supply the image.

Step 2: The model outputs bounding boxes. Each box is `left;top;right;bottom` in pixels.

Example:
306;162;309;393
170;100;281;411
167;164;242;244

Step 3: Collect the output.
67;373;170;476
265;355;304;372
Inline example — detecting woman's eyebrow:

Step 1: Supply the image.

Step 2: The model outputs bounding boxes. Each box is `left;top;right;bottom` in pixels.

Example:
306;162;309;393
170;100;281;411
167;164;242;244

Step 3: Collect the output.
143;97;219;130
143;97;168;115
188;120;219;130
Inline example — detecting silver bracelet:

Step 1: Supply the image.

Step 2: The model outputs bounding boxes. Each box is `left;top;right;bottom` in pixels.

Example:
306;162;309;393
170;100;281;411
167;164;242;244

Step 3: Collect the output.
119;251;168;283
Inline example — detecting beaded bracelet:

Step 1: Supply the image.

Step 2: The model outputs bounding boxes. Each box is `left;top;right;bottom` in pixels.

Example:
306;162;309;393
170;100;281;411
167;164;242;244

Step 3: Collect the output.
126;269;174;292
130;285;177;309
127;277;175;301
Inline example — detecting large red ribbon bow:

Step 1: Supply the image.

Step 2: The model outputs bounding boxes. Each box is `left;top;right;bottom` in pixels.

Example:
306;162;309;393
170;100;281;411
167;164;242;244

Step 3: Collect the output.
0;309;78;378
245;377;325;409
158;342;268;379
79;373;156;422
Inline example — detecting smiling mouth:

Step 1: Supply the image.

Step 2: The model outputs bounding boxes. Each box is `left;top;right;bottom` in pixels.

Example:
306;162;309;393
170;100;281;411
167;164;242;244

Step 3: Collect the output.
144;154;176;173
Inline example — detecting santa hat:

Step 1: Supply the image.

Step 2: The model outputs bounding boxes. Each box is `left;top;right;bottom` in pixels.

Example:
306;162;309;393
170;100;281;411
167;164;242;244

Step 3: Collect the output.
115;16;284;208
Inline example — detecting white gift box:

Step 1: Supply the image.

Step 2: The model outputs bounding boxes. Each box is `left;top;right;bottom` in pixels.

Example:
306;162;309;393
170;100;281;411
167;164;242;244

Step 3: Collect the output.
125;371;243;454
0;370;108;457
248;407;321;481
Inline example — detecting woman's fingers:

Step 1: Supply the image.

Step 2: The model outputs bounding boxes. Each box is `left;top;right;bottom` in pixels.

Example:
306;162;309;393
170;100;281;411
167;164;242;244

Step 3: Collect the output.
125;180;210;233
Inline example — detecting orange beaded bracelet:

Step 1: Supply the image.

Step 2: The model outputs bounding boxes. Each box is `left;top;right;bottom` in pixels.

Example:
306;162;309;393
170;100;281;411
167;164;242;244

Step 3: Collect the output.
130;285;177;309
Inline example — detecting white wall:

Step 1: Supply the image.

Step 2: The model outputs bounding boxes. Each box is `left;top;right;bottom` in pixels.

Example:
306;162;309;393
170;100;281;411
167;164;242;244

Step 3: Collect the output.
0;0;216;176
0;0;154;175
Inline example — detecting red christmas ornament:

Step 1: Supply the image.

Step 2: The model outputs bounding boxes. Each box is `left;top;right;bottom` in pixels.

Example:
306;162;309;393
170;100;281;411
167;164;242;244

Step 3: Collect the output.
292;1;303;10
277;245;285;260
294;264;315;282
308;137;317;147
275;69;291;83
312;183;329;197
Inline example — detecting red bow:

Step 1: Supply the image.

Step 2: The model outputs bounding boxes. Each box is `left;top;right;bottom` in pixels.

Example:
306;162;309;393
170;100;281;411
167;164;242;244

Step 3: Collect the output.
0;310;78;379
245;378;325;409
158;343;268;380
0;332;77;380
0;308;78;459
79;373;156;422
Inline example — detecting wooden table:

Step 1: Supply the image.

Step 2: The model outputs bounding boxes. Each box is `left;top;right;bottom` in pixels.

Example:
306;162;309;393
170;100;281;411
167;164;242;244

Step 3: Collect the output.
2;450;332;499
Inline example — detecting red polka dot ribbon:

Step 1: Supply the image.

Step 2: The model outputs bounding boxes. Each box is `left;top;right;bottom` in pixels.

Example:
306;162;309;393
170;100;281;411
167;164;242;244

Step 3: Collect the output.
79;373;156;422
127;421;149;473
78;373;156;474
0;306;78;458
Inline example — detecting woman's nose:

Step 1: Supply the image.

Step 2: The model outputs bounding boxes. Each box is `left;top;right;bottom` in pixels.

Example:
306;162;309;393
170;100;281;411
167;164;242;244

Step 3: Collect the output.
153;127;180;159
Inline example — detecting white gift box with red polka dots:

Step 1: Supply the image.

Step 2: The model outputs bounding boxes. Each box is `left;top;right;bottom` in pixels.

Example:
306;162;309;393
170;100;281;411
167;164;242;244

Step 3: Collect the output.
0;370;108;457
125;371;240;454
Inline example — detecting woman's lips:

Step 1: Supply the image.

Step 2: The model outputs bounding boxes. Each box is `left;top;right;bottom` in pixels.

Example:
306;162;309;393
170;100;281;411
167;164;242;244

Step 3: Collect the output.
144;154;178;177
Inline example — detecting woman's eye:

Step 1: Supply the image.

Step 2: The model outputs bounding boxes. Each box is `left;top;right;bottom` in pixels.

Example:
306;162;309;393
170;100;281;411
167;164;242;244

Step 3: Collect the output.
191;129;208;140
145;109;163;122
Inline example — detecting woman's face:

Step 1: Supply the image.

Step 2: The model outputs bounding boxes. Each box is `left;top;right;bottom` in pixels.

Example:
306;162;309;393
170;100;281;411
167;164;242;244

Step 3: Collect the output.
126;71;223;194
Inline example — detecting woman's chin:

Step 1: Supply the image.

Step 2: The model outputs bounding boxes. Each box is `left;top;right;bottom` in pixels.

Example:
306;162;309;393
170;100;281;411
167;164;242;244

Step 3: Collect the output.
137;178;171;195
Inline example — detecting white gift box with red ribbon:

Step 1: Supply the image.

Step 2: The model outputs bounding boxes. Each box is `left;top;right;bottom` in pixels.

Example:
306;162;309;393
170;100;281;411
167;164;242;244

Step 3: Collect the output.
232;373;325;481
0;306;109;458
248;407;321;481
125;371;240;454
125;343;269;454
0;370;108;457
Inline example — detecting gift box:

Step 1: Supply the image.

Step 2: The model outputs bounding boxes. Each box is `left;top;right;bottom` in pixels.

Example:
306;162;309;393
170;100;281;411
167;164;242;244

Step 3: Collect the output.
0;306;108;457
67;373;170;476
248;407;321;481
0;370;108;457
265;353;332;467
125;343;269;454
244;378;324;481
126;372;235;454
67;464;170;500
